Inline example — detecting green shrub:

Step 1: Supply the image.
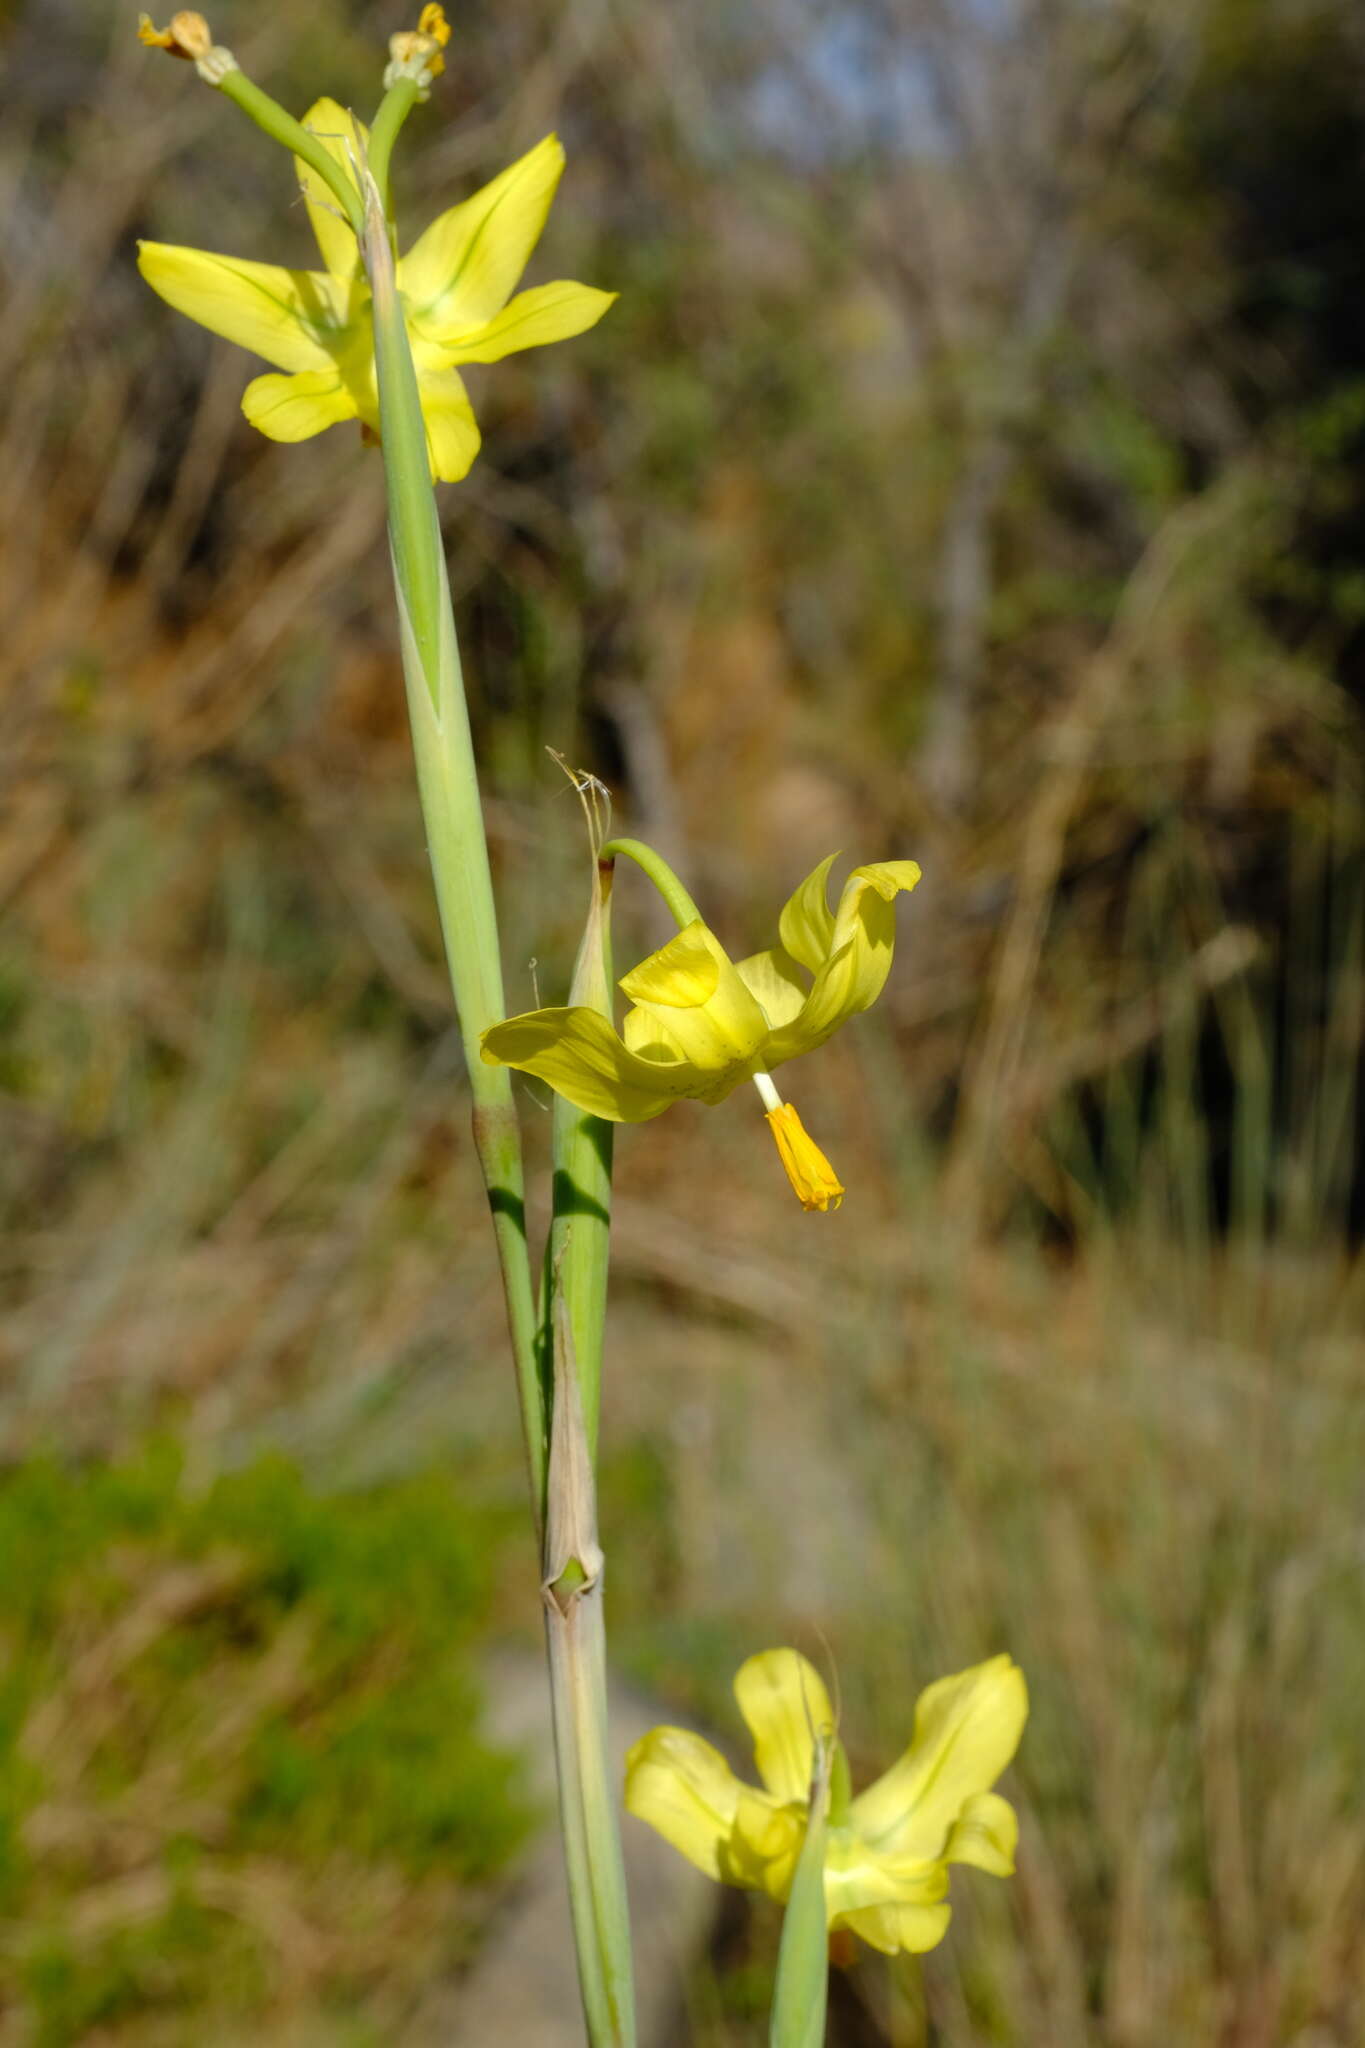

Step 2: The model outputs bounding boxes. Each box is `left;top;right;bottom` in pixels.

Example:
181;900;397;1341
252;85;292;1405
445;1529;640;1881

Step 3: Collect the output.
0;1443;531;2039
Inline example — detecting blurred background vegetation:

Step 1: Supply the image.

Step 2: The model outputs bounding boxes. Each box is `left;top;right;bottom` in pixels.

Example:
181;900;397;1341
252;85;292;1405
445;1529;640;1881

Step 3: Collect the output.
2;0;1363;2041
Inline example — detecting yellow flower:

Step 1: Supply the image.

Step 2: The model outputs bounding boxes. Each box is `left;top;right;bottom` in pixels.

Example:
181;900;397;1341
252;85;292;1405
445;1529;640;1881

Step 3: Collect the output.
137;108;615;481
625;1648;1027;1956
479;855;920;1209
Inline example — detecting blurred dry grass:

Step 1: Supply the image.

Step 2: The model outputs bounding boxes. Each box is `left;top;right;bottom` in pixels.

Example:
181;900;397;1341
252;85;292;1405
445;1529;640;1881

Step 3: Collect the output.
3;1;1365;2043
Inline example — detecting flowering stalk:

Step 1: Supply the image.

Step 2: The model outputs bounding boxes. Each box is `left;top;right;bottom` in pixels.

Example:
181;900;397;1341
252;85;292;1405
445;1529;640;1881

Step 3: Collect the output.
138;18;634;2033
357;64;635;2041
359;159;544;1501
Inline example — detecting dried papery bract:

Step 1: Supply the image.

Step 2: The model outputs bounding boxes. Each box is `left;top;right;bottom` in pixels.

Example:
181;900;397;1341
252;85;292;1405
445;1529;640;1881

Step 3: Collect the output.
541;1279;635;2044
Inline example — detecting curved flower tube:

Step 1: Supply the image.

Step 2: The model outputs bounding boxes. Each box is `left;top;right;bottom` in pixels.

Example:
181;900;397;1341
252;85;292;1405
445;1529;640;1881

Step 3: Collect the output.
625;1648;1027;1956
138;106;615;481
480;854;920;1209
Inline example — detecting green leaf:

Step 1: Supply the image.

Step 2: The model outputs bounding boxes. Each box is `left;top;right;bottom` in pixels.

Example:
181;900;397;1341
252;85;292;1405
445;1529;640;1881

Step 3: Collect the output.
769;1733;830;2048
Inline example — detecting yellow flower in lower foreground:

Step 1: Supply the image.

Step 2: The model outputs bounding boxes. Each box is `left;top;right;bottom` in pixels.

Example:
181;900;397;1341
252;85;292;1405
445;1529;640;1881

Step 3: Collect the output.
625;1648;1026;1956
480;854;920;1209
138;109;614;481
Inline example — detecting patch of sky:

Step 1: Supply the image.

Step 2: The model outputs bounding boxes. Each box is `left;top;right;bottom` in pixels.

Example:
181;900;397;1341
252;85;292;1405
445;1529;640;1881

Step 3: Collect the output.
737;0;1023;166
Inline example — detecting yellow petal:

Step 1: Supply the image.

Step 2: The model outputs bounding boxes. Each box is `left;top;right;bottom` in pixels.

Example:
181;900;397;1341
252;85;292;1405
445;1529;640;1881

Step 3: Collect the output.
241;368;359;442
734;946;808;1031
764;859;921;1069
777;853;839;975
480;1005;697;1121
733;1649;834;1806
849;1654;1027;1862
399;135;566;337
624;1727;743;1881
822;1833;949;1921
414;363;482;481
620;1005;689;1063
619;923;769;1081
724;1784;805;1902
296;97;368;281
847;859;923;904
765;1103;844;1212
944;1789;1018;1876
832;1898;953;1956
137;243;351;372
436;279;617;364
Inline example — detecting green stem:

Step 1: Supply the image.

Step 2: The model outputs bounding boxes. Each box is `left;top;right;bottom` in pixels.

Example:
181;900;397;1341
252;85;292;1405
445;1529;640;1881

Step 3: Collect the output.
367;76;421;220
364;178;444;710
599;837;701;928
216;70;364;237
362;156;635;2046
361;168;544;1511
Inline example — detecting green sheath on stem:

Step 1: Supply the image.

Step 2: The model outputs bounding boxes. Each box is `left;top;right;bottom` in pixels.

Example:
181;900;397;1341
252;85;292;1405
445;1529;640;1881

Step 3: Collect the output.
543;831;615;1454
543;1280;637;2047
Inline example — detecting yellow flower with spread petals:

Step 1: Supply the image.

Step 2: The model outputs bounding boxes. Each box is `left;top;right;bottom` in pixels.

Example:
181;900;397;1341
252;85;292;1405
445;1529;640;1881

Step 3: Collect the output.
138;106;615;481
480;854;920;1209
625;1648;1027;1956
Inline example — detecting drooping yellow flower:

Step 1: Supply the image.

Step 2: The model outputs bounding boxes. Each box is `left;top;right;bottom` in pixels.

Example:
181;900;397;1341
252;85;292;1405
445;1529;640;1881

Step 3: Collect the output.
625;1648;1026;1956
138;107;615;481
479;855;920;1209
